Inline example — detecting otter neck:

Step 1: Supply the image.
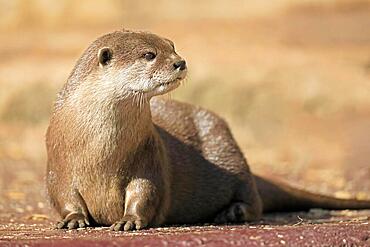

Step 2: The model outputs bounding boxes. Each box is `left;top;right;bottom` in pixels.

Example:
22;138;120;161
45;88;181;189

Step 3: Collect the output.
64;90;154;157
107;96;154;155
116;97;154;147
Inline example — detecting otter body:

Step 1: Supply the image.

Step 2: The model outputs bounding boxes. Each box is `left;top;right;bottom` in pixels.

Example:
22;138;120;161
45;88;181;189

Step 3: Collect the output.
46;30;370;231
152;98;262;224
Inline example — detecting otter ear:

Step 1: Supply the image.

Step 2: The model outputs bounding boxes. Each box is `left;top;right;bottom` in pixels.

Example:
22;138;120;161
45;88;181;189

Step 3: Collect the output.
98;47;113;66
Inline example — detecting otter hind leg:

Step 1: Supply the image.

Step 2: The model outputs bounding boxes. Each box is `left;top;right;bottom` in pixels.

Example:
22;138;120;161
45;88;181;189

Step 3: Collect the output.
214;202;259;224
55;189;91;230
214;179;263;224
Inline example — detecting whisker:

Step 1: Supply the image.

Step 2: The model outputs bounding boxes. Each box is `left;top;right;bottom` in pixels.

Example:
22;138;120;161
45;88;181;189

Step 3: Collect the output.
141;93;145;112
139;92;143;112
136;92;141;110
134;92;139;108
182;78;188;88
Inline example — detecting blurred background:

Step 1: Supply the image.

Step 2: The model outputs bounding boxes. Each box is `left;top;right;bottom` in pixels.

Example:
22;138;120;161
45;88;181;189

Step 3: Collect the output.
0;0;369;214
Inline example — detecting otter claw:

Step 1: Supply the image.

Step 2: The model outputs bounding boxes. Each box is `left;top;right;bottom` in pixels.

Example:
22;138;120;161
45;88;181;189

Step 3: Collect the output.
56;216;89;229
110;219;146;231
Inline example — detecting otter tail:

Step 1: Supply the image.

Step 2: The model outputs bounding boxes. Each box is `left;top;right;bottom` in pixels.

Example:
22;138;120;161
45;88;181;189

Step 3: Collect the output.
254;175;370;212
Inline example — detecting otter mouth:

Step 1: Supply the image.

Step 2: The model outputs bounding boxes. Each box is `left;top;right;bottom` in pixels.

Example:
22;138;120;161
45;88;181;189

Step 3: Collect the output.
150;78;182;95
155;78;182;90
128;70;187;98
131;77;183;96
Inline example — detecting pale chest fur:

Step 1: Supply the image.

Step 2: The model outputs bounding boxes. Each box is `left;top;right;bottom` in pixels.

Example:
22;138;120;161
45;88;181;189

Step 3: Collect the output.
53;88;152;183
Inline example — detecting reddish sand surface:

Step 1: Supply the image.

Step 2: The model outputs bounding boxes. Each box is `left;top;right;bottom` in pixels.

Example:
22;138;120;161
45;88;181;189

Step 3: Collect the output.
0;210;369;246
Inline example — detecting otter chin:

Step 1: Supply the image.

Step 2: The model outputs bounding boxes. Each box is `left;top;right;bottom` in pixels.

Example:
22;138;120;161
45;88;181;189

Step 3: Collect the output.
46;29;370;231
148;78;183;95
132;76;185;97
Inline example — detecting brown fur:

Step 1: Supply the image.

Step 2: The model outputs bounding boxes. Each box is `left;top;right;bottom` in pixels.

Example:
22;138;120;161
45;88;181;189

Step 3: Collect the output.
46;30;370;231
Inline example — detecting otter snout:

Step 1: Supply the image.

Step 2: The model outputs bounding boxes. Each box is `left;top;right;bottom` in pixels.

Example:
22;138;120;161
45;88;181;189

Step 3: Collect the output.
173;60;186;71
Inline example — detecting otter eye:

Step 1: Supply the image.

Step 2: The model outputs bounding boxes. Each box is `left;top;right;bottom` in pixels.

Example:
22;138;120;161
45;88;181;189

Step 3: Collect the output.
144;52;156;61
98;47;112;66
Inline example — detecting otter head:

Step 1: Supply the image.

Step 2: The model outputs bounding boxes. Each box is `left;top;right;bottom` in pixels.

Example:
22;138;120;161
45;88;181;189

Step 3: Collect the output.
77;30;187;101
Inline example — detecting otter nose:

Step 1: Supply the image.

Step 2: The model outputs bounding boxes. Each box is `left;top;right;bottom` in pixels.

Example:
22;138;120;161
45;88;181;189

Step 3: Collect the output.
173;60;186;71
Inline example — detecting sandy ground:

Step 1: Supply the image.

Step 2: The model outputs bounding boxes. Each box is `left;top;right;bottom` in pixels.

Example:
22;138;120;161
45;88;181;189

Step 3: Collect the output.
1;206;369;246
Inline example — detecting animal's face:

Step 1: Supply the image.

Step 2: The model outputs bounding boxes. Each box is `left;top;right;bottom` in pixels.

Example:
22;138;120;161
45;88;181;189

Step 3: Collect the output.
93;31;187;99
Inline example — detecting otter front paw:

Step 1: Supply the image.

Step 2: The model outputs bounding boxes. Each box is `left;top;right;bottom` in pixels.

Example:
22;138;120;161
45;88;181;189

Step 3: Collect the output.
56;213;90;230
110;215;148;231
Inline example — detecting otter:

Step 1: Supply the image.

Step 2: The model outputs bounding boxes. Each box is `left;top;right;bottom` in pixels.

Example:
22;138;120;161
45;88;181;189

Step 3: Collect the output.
46;30;370;231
